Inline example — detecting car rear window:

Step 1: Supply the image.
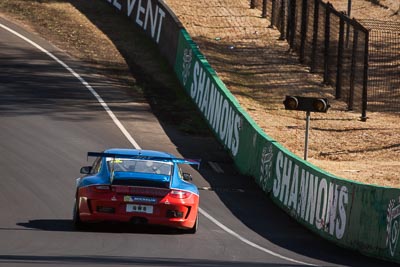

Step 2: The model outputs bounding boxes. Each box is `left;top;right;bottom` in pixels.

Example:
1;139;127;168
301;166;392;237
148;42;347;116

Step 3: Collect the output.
106;158;173;176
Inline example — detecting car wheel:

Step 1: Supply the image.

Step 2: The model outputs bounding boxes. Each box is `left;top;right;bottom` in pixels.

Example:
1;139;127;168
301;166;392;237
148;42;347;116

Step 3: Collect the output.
186;215;198;234
73;199;85;231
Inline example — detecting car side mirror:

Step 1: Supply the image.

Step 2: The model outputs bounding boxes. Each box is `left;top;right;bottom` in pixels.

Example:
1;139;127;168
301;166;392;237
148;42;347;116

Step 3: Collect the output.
80;166;92;174
182;172;192;181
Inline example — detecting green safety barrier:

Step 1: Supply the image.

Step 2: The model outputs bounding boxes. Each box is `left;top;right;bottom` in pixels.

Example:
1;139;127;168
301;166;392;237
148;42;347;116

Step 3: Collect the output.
173;28;400;264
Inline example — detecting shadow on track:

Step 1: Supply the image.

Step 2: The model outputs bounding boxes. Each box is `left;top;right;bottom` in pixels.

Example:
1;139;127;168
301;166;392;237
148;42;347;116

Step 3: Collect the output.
16;219;186;235
0;254;300;267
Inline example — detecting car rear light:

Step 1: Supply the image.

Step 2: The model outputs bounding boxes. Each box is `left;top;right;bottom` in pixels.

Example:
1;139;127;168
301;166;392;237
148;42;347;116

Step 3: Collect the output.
169;190;191;199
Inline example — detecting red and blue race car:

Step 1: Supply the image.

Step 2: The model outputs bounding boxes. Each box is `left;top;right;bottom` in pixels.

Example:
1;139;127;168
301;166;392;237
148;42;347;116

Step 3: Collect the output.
73;148;200;233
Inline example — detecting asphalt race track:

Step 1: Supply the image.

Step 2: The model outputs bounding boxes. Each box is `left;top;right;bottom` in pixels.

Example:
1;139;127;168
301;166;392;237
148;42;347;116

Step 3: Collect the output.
0;17;396;267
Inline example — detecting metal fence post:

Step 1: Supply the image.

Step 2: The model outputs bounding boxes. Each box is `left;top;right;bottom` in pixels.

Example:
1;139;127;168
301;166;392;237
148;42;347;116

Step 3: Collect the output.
348;27;358;111
361;30;369;121
289;0;296;48
311;0;319;71
323;4;331;84
300;0;309;63
262;0;268;18
336;15;345;99
286;0;292;40
346;0;352;47
270;0;276;27
279;0;286;39
250;0;256;9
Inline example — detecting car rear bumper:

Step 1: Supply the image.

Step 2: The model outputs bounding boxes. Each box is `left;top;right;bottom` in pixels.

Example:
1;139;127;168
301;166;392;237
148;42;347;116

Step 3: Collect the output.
78;196;198;229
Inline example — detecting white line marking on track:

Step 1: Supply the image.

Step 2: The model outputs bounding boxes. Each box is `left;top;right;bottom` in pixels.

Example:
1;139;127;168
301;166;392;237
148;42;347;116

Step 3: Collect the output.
0;22;140;150
208;161;224;173
0;22;317;266
199;208;316;266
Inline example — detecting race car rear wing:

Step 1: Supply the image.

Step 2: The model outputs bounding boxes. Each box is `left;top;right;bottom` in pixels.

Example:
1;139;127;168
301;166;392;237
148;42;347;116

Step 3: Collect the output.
87;152;201;169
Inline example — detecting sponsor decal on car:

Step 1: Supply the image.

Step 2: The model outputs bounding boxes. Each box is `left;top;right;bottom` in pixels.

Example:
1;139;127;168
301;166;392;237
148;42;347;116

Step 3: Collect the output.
124;195;157;203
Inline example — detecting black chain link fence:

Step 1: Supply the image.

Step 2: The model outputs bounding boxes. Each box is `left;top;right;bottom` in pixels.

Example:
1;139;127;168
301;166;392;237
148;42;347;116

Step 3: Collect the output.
359;19;400;112
250;0;400;116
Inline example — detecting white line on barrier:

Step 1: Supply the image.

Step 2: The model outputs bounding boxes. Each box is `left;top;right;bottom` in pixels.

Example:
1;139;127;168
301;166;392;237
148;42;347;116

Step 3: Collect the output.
0;21;317;267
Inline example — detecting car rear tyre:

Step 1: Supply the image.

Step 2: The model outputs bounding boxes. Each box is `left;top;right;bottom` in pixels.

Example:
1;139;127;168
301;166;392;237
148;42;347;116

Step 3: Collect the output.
73;200;86;231
186;215;198;234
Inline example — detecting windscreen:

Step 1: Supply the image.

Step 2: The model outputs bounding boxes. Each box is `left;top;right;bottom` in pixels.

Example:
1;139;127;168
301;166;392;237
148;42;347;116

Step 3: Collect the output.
106;158;173;176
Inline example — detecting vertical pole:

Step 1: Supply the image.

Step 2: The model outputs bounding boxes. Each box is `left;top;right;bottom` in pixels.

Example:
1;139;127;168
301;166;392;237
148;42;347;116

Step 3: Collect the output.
279;0;286;39
304;111;311;161
347;0;352;18
286;0;292;40
361;29;369;121
336;15;345;99
345;0;352;47
311;0;319;72
262;0;268;18
348;27;358;110
250;0;256;9
270;0;276;27
289;0;296;48
300;0;309;63
324;4;331;84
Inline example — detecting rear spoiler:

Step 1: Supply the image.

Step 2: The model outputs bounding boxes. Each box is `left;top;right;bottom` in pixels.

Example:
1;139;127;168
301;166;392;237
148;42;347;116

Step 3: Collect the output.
87;152;201;169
